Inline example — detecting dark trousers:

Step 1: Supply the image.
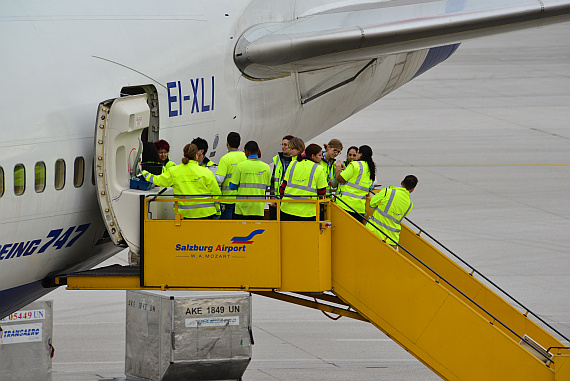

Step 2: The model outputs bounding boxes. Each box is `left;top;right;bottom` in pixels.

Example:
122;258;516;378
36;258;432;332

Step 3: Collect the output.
280;211;316;221
184;215;215;220
347;210;365;224
220;203;235;220
269;205;277;220
234;214;262;220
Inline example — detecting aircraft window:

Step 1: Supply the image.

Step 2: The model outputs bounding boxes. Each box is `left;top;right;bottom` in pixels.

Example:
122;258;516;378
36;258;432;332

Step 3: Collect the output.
55;159;66;190
74;156;85;188
14;164;25;196
35;162;46;193
0;166;4;197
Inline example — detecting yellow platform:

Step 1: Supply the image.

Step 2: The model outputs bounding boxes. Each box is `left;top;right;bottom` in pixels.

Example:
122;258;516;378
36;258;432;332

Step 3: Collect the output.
60;197;569;381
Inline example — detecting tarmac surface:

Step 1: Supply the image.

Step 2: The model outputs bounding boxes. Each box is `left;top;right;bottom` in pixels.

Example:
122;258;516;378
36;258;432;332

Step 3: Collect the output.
42;22;570;381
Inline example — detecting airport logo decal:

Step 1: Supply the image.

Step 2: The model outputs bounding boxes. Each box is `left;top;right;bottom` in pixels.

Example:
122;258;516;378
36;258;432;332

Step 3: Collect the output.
230;229;265;244
175;229;266;258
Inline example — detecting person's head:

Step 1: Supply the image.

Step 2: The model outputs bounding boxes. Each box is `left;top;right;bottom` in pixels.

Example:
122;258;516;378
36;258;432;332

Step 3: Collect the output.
282;135;295;155
402;175;418;192
226;132;241;149
346;146;358;163
244;140;260;157
191;137;208;163
153;140;170;163
305;144;323;163
288;137;305;159
181;143;199;165
357;145;376;182
323;139;343;160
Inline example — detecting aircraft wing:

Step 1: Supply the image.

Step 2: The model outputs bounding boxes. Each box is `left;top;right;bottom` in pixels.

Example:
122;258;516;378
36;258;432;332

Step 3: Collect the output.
235;0;570;78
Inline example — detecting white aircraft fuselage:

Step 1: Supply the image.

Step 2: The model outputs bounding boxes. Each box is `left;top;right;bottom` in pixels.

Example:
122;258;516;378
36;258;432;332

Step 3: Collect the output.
1;0;569;319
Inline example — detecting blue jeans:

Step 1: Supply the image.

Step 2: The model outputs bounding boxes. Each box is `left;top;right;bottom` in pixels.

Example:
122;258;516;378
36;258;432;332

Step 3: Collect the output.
220;203;235;220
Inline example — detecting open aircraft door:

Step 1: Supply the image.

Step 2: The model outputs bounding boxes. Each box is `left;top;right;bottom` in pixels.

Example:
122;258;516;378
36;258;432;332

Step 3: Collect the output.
94;94;155;255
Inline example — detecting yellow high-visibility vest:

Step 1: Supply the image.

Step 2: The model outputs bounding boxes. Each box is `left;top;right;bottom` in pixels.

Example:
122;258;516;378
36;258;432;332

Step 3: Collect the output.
231;158;271;216
164;160;176;171
335;161;373;214
217;150;246;204
319;155;336;196
200;159;216;169
271;153;293;196
143;160;220;219
281;159;327;218
366;186;413;245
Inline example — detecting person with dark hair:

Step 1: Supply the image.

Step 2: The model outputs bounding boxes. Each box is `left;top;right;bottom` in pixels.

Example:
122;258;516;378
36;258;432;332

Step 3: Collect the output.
142;143;220;219
269;135;295;220
320;139;343;196
226;132;241;149
229;141;271;220
154;139;176;171
279;143;327;221
191;137;217;175
366;175;418;249
334;145;376;223
215;132;246;219
343;146;358;167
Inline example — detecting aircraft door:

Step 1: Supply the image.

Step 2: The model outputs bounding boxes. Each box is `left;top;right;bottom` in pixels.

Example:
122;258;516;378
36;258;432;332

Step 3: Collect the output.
94;94;150;253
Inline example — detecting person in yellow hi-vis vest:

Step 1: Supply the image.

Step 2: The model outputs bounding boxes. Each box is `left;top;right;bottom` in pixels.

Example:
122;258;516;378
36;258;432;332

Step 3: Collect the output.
154;139;176;172
142;143;220;219
343;146;358;167
279;143;328;221
319;139;343;196
191;137;218;175
230;141;271;220
334;145;376;223
366;175;418;249
268;134;295;220
215;132;246;220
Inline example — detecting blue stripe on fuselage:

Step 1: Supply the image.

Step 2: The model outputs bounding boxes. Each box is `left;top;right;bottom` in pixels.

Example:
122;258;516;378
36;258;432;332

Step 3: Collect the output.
0;280;53;319
412;44;460;80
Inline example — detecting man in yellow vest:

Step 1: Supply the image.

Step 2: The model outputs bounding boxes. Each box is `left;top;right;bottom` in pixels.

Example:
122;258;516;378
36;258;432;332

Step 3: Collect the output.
215;132;246;219
192;137;218;175
366;175;418;249
230;141;271;220
269;135;295;220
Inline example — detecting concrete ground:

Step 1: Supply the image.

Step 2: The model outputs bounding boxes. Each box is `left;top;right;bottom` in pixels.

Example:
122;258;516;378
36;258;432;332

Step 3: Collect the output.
43;22;570;381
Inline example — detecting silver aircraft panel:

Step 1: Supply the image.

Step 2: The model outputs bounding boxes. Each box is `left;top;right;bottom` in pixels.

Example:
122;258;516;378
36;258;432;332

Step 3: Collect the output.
235;0;570;78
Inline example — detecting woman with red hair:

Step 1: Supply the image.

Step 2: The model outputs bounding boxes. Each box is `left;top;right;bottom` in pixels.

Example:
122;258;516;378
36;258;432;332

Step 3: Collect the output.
154;139;176;171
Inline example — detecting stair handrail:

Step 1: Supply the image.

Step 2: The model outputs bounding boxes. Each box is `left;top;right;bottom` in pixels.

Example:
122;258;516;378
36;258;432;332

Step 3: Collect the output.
332;195;553;355
403;216;570;344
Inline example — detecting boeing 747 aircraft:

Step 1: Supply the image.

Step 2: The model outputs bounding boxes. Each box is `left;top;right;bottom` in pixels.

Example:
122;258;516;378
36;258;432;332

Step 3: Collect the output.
1;0;570;322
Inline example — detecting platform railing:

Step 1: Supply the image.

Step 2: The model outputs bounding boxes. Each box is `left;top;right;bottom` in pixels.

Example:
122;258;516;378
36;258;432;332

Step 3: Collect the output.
333;194;565;361
144;193;332;222
403;216;570;345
